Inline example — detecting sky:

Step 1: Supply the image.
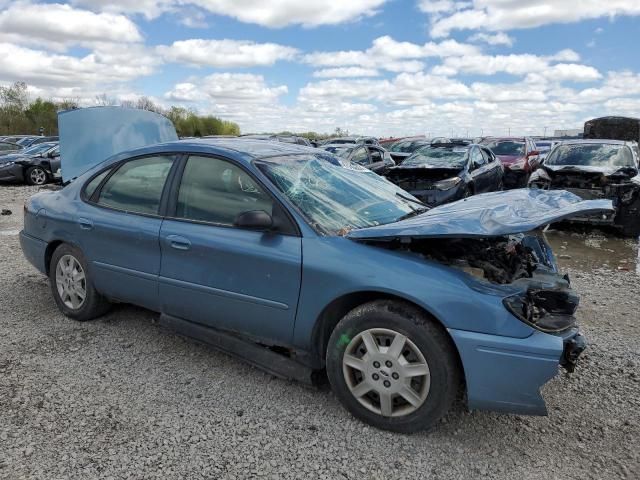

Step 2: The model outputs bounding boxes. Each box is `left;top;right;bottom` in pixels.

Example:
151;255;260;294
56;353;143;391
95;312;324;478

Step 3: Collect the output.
1;1;640;137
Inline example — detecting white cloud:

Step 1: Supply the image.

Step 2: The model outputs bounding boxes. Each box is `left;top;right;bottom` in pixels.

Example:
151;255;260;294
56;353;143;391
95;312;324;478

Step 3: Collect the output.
158;39;298;68
427;0;640;37
432;50;598;82
0;42;158;87
0;2;142;51
164;73;288;104
74;0;388;27
468;32;514;47
304;35;479;74
313;67;380;78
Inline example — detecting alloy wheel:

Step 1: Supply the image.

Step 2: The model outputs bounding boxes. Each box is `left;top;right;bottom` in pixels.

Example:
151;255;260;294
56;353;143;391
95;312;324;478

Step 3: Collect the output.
29;167;47;185
342;328;431;417
55;254;87;310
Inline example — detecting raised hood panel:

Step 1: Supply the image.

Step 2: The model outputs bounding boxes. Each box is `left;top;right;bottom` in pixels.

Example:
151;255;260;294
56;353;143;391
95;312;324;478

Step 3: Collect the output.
59;107;178;182
346;189;614;240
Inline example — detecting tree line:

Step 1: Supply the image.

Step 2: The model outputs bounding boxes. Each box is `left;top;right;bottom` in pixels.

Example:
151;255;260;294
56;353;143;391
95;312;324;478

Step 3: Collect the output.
0;82;240;138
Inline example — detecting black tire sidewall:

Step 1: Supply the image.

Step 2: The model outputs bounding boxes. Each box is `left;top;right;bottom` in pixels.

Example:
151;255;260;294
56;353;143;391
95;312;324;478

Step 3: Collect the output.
49;243;109;321
326;302;459;433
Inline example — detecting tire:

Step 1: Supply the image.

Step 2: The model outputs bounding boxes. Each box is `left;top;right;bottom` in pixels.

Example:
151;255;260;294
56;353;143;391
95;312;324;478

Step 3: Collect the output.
49;243;111;321
326;300;461;433
25;166;49;186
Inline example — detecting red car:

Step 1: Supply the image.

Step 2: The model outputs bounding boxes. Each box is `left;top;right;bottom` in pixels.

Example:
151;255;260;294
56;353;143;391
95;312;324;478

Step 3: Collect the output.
481;137;540;188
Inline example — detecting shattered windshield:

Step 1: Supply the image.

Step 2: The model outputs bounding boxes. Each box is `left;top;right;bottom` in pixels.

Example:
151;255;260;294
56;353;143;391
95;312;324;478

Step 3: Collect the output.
546;144;635;168
257;155;420;235
401;147;468;169
486;141;525;156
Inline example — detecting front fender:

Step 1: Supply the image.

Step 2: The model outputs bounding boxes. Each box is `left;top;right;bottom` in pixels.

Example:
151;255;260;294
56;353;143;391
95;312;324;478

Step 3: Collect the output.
293;237;535;352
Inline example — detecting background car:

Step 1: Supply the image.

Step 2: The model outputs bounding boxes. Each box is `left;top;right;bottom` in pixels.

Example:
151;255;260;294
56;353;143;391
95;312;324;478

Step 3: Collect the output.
480;137;539;188
386;138;431;164
534;140;555;163
385;142;503;206
16;136;59;148
0;141;60;185
320;136;380;146
322;143;394;174
528;139;640;237
0;140;24;156
239;134;312;146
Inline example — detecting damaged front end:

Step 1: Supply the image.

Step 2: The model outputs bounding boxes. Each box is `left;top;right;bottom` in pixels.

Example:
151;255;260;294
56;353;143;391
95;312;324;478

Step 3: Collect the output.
343;189;613;415
385;167;466;206
529;166;640;236
369;232;581;336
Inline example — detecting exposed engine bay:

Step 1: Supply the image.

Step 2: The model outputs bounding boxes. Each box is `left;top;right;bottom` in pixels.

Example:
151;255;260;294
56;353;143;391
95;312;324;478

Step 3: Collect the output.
361;232;579;332
529;166;640;237
364;232;558;284
386;168;460;191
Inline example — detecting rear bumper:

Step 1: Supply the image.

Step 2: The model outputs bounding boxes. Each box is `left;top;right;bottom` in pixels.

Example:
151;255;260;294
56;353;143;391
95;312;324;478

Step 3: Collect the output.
449;327;585;415
19;231;48;274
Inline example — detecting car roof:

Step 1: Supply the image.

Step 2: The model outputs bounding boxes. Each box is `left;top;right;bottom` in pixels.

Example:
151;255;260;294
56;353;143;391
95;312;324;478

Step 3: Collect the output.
107;138;319;167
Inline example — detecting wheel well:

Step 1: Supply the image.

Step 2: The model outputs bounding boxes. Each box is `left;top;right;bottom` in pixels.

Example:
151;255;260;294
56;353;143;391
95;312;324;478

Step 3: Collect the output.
44;240;64;275
311;292;463;376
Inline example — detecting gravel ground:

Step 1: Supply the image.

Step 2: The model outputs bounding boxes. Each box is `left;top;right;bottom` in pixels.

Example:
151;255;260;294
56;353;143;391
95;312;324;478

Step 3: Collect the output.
1;184;638;480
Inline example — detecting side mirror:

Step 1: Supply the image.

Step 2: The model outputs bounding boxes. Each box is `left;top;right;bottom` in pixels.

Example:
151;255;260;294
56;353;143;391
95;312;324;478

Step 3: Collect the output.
527;150;540;157
234;210;273;231
472;160;482;170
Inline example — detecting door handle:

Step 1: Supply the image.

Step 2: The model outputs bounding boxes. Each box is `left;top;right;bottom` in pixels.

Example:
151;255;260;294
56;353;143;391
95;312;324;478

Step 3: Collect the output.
78;218;94;231
166;235;191;251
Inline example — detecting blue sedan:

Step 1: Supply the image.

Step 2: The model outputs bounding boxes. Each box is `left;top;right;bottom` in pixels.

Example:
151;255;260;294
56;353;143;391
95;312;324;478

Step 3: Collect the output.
20;108;612;432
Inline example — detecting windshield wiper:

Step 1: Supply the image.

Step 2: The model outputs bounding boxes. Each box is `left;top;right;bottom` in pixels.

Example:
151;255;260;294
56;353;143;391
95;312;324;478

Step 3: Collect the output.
396;207;430;222
395;191;428;208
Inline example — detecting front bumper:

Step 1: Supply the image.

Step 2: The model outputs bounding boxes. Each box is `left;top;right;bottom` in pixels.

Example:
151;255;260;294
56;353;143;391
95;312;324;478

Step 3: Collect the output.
504;169;529;189
408;185;464;206
449;326;586;415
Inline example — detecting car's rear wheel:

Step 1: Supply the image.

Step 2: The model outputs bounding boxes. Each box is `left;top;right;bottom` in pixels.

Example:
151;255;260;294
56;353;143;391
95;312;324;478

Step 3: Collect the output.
49;244;111;321
326;300;460;433
26;166;49;185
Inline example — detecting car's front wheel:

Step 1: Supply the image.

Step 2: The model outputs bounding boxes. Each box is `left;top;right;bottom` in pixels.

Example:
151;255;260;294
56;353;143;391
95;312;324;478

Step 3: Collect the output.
326;300;460;433
25;166;49;185
49;244;111;321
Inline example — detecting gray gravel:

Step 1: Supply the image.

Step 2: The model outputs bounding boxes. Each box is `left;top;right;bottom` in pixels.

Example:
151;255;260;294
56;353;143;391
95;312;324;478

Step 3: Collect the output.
1;184;639;480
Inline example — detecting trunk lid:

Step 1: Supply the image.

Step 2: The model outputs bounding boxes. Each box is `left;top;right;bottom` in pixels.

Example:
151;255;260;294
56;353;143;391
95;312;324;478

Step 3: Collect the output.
58;107;178;182
346;189;613;240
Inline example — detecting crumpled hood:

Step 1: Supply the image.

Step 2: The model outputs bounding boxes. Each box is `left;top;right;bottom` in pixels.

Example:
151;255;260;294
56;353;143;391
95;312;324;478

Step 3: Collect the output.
346;189;614;240
59;107;178;182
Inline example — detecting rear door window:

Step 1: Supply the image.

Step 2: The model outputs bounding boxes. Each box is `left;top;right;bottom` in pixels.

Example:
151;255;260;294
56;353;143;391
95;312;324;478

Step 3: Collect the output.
96;156;174;215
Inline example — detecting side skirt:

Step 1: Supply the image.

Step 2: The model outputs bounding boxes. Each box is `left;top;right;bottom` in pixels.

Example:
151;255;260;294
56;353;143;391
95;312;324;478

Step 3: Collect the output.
159;314;316;385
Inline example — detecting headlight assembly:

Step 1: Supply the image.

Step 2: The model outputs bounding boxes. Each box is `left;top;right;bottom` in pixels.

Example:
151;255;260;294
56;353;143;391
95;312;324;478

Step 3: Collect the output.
433;177;462;191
